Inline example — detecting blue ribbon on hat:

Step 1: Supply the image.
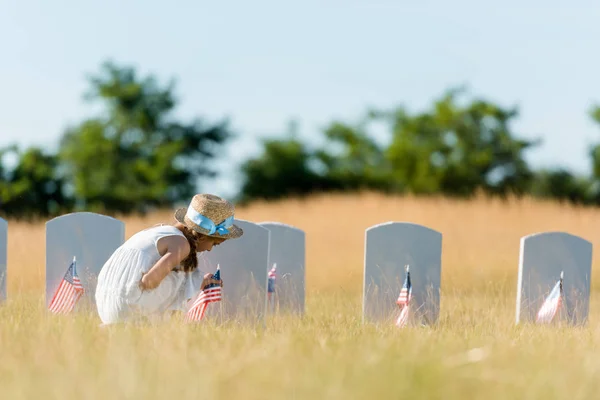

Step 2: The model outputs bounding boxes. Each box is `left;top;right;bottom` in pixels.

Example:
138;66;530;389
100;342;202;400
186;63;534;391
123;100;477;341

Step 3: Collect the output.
186;206;234;236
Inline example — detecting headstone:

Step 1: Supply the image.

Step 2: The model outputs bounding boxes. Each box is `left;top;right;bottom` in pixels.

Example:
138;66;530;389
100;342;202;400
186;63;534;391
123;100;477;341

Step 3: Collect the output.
46;212;125;310
363;222;442;326
0;218;7;302
194;219;270;324
516;231;592;326
258;222;306;316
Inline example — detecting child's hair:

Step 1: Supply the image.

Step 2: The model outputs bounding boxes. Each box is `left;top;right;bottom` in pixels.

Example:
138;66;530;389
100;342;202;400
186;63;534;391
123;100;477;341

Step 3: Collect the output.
179;226;202;272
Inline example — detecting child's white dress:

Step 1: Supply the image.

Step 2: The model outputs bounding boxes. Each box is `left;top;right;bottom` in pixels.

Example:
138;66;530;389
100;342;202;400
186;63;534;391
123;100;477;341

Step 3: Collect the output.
95;225;203;324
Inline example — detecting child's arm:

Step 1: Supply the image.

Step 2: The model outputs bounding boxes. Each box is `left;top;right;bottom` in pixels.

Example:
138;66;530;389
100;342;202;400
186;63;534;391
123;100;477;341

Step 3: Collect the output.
140;235;190;291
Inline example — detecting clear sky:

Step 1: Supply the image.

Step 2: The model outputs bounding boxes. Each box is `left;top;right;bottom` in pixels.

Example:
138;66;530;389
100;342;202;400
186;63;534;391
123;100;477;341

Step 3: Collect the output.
1;0;600;198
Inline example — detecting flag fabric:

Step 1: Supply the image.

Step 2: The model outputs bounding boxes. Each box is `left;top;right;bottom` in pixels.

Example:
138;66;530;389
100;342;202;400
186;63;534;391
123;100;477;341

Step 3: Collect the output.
536;271;564;324
395;265;412;327
267;263;277;300
48;256;84;314
185;265;222;323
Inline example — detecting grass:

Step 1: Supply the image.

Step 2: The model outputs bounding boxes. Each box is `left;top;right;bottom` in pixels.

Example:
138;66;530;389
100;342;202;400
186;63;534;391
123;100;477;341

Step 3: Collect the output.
4;192;600;399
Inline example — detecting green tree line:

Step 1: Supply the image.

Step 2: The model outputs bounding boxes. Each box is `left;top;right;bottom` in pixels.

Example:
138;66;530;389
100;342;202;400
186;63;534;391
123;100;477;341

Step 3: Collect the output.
2;62;600;219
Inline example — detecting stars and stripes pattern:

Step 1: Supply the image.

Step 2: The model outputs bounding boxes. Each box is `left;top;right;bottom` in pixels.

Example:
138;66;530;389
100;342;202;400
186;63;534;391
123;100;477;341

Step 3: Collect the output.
395;265;412;327
185;265;222;323
48;256;84;314
536;271;564;324
267;263;277;300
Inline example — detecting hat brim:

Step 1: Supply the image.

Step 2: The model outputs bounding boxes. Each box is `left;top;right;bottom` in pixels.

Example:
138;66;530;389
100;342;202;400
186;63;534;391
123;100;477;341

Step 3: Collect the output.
174;208;243;240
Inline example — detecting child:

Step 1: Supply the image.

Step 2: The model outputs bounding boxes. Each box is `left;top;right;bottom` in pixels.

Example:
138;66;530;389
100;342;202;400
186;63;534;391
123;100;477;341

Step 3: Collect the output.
95;194;243;324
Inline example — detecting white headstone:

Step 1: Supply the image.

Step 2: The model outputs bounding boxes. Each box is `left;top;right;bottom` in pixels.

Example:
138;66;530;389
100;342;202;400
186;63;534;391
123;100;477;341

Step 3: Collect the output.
45;212;125;310
363;222;442;326
194;219;270;325
258;222;306;316
0;218;7;302
516;231;592;326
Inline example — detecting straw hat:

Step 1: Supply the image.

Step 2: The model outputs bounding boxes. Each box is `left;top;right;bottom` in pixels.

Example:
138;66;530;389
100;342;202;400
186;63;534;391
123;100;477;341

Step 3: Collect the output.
174;194;243;239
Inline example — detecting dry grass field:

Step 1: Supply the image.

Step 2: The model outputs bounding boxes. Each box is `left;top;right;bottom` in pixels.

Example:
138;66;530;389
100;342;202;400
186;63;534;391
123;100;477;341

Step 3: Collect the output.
4;192;600;399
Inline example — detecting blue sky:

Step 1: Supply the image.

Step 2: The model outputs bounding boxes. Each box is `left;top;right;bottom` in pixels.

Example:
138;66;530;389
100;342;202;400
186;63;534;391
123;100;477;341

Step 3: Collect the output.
1;0;600;198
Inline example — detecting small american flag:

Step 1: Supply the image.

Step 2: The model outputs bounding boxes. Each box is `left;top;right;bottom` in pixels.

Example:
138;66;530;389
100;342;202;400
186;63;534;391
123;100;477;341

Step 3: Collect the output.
536;271;563;324
185;265;222;323
267;263;277;300
395;265;412;327
48;256;84;314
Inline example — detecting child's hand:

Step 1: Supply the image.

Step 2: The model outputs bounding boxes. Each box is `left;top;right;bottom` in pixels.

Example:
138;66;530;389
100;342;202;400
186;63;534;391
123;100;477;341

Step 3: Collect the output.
201;272;223;289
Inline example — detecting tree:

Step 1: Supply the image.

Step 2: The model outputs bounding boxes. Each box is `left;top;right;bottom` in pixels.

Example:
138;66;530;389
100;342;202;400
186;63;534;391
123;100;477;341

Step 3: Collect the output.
586;104;600;204
238;88;541;203
314;119;392;192
0;146;70;219
238;121;339;203
58;61;233;214
529;169;591;204
373;88;539;197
